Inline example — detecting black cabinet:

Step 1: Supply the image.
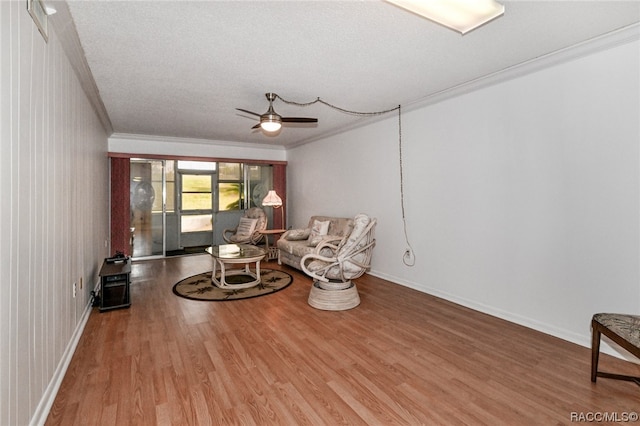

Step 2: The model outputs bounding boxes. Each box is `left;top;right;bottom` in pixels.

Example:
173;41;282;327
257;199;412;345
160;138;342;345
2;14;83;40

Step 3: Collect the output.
98;257;131;311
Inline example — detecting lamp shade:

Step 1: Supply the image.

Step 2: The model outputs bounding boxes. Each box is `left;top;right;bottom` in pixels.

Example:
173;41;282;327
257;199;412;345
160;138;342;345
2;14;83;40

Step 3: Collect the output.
262;190;282;207
386;0;504;34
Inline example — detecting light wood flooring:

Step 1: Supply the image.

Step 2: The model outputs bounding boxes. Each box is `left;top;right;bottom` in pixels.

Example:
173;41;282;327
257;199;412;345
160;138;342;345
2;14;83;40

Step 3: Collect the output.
46;254;639;425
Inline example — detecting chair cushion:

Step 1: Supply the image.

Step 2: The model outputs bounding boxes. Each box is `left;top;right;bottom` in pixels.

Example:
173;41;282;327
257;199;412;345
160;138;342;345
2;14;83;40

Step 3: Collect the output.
337;214;371;265
245;207;267;232
593;313;640;348
235;217;257;239
305;259;366;280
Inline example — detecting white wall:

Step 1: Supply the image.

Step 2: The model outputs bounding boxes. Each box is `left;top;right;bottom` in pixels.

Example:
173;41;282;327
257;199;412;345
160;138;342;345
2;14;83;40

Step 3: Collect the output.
0;2;110;425
287;34;640;355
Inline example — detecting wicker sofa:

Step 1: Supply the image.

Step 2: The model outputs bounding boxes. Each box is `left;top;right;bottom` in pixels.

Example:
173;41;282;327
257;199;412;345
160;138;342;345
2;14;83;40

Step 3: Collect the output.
277;215;354;270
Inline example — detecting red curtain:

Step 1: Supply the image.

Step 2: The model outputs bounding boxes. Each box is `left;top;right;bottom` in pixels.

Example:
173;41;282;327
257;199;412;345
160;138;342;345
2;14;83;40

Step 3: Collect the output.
110;158;131;256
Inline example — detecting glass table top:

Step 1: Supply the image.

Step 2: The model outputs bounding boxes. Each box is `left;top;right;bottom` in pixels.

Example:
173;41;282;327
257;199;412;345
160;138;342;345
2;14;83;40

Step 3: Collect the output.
206;244;266;260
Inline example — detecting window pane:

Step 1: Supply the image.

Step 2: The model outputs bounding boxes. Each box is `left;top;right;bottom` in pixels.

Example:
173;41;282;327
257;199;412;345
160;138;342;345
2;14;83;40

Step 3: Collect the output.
248;165;261;180
165;160;175;182
182;193;212;211
182;175;211;192
165;182;175;212
247;165;273;208
151;162;164;181
151;182;163;213
219;183;241;211
177;160;216;171
181;214;213;232
219;162;241;181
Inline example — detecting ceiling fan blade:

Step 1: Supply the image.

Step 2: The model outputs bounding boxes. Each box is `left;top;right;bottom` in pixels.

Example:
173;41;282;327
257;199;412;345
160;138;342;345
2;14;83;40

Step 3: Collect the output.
236;108;261;117
251;123;261;129
281;117;318;123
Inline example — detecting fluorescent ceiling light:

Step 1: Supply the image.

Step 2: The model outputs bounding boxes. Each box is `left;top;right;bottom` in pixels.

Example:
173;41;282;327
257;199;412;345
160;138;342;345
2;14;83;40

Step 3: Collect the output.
41;1;57;15
386;0;504;34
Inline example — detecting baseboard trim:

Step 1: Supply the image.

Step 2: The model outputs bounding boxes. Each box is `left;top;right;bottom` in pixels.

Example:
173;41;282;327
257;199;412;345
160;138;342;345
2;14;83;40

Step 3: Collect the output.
29;294;95;426
367;270;637;363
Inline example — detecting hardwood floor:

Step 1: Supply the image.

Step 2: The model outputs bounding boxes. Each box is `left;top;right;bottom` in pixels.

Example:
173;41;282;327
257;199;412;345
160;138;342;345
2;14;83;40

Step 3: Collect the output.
46;255;639;425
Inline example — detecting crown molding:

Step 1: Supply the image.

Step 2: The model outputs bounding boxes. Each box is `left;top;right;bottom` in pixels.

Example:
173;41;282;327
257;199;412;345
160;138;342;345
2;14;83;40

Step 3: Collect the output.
289;22;640;149
405;22;640;112
48;1;113;135
110;133;287;151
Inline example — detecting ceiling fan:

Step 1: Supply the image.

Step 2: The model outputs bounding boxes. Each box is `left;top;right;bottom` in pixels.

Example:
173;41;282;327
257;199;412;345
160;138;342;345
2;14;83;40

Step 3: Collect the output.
236;93;318;133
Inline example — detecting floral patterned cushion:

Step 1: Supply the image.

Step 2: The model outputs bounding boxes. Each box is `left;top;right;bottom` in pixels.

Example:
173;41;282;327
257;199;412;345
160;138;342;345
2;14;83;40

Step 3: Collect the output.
235;217;257;239
593;313;640;348
284;228;310;241
308;220;330;246
277;216;354;270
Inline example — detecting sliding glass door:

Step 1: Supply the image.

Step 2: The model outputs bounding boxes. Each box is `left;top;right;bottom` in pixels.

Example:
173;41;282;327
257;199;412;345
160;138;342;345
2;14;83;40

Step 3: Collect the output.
128;158;275;259
130;159;165;258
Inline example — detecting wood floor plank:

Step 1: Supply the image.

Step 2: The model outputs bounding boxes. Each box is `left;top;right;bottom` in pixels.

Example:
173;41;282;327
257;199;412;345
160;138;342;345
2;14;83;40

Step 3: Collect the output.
46;254;640;425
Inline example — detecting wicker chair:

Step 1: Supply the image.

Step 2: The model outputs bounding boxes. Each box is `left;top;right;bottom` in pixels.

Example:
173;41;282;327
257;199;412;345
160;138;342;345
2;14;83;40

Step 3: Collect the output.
301;214;376;310
222;207;267;245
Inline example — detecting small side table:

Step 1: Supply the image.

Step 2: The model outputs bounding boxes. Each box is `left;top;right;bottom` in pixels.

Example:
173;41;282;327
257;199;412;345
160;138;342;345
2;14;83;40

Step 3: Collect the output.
259;229;286;261
98;257;131;311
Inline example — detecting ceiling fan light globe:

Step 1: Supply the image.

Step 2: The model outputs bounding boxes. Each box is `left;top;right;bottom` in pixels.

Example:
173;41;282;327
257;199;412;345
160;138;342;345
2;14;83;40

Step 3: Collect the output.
261;121;282;132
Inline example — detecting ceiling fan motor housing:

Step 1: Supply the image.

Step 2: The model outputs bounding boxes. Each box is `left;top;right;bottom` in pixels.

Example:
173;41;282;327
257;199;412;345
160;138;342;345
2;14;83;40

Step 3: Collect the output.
261;93;283;127
261;108;282;124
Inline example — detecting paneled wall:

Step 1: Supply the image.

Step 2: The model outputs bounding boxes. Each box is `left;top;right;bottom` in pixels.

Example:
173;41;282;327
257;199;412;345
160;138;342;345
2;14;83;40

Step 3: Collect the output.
0;2;110;425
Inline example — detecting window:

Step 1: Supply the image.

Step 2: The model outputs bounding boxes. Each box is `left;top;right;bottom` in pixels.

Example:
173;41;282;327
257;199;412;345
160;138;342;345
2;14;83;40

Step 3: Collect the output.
119;157;283;257
178;161;216;233
181;174;212;211
218;162;243;211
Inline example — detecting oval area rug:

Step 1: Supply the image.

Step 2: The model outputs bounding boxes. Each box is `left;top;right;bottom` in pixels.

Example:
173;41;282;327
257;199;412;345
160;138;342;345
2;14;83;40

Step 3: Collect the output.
172;269;293;301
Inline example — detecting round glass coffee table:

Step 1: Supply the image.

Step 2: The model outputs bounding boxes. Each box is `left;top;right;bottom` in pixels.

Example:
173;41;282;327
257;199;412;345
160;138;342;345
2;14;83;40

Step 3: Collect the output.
205;244;267;289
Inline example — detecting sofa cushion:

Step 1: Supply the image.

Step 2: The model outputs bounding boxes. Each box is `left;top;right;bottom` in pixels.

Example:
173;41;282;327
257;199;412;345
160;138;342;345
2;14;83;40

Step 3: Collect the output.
277;216;354;271
285;228;310;241
306;216;354;239
308;220;330;246
284;241;316;259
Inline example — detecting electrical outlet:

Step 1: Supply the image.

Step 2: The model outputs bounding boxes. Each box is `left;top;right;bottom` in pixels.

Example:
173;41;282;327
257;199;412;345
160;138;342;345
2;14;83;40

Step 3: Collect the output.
73;282;77;298
403;248;416;266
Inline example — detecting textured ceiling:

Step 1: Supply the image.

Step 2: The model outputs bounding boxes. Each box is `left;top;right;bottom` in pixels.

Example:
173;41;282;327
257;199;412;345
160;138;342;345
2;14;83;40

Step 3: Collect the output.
65;1;640;147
